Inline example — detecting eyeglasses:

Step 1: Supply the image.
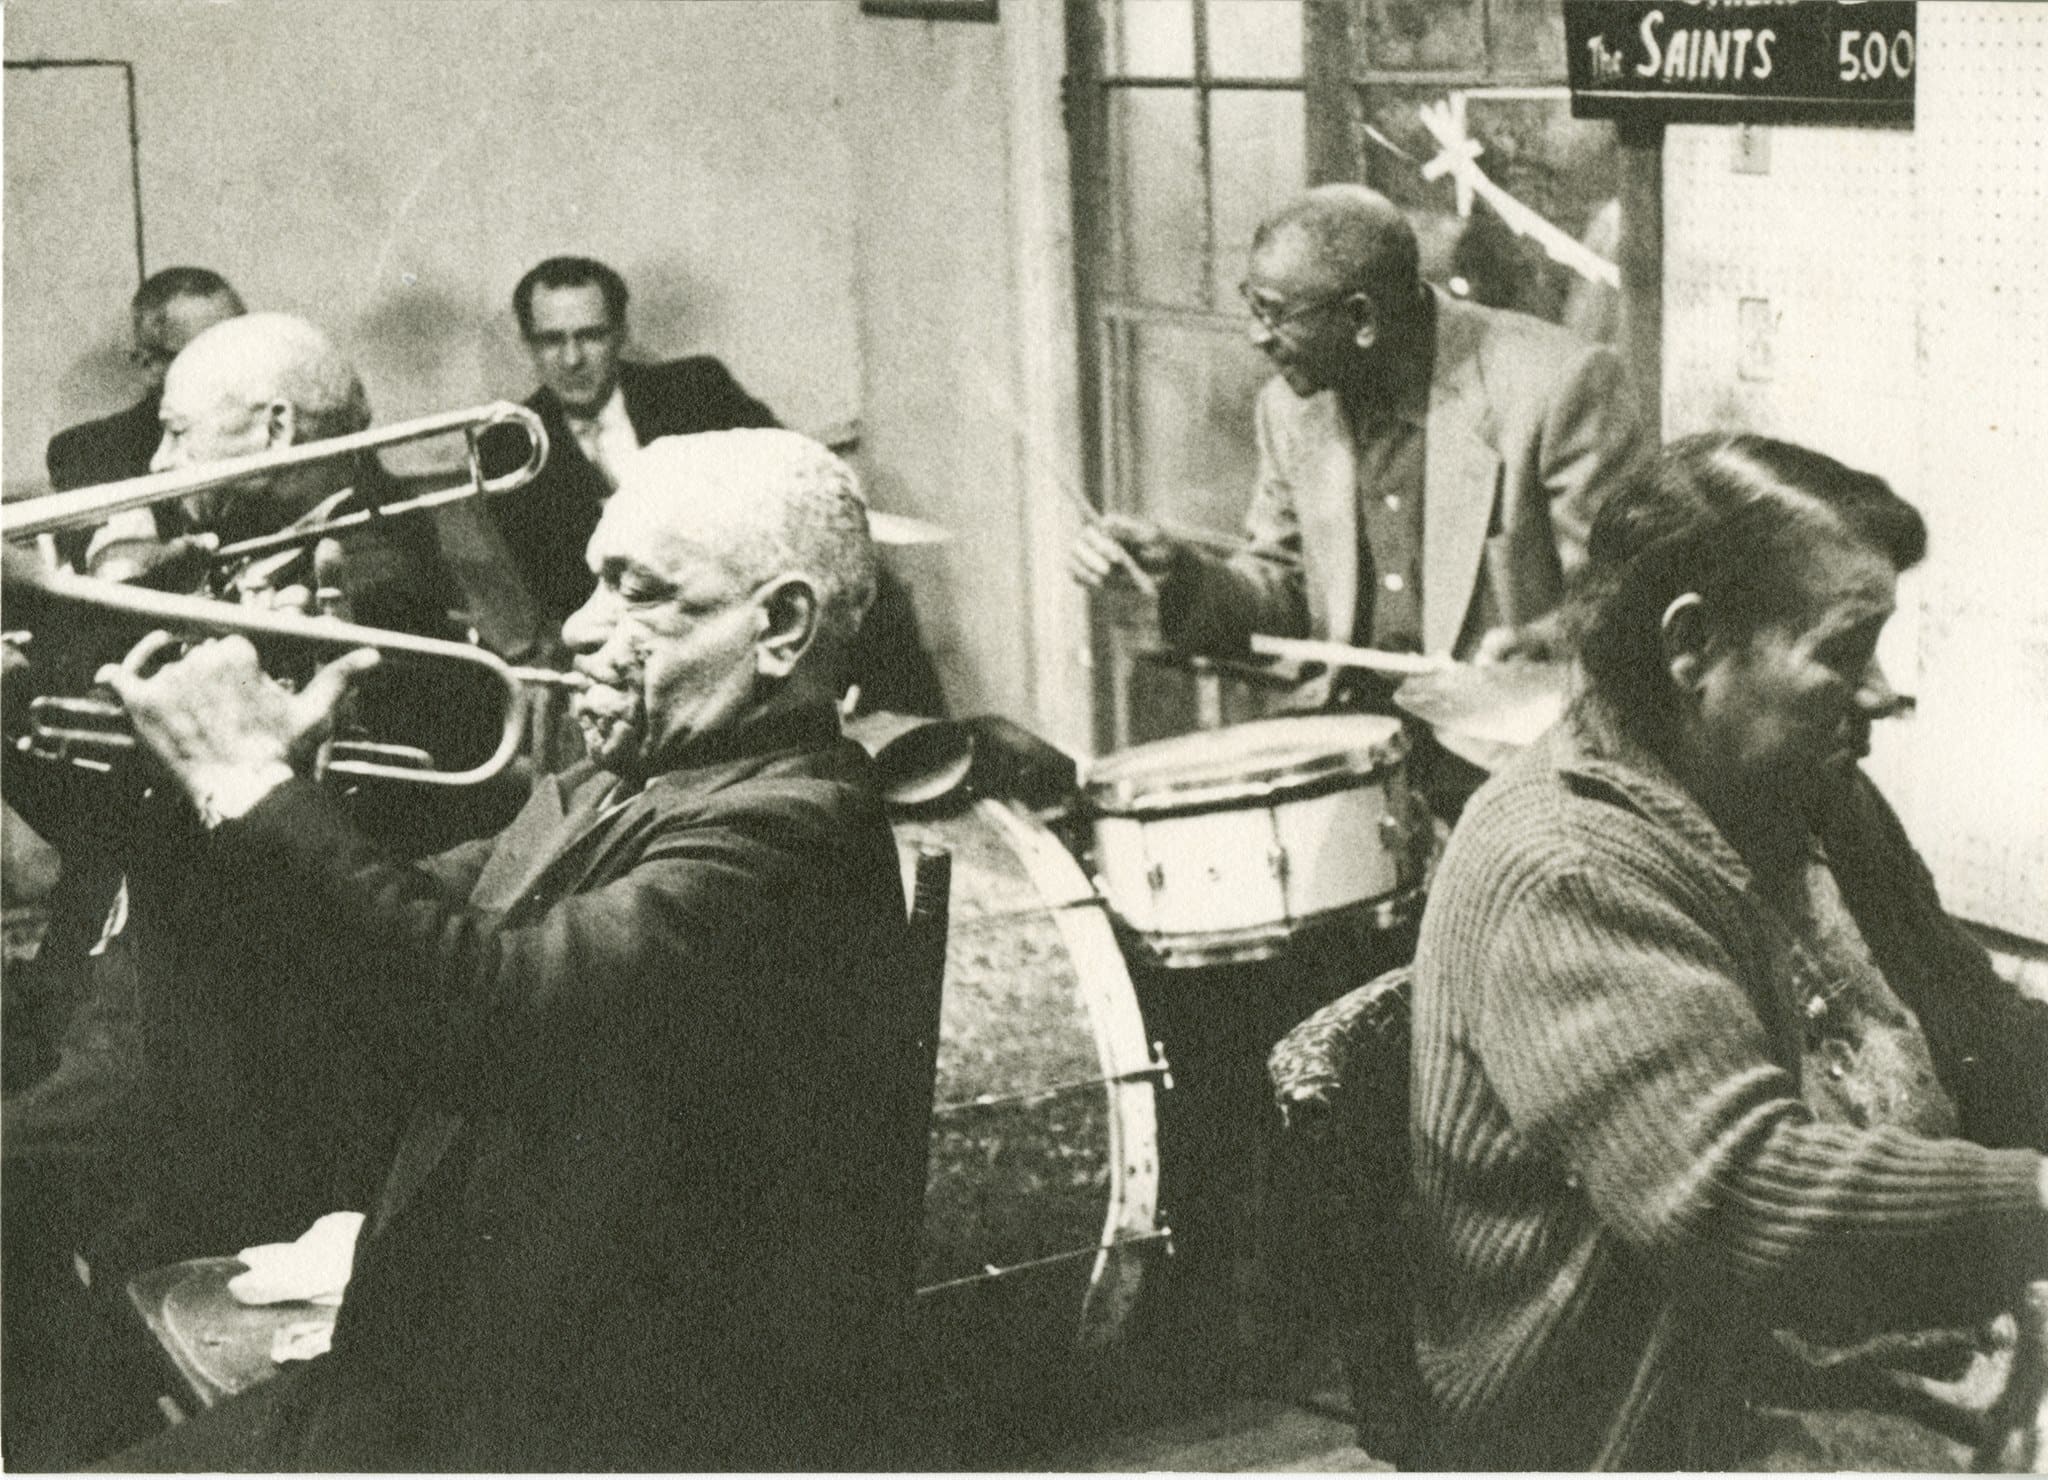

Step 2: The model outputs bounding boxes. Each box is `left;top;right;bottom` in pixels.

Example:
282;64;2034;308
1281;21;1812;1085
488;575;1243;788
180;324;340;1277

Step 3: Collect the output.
1237;281;1359;334
527;326;620;355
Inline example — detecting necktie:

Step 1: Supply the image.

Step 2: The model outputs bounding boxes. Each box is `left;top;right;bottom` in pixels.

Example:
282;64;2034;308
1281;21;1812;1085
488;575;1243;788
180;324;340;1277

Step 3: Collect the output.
568;415;617;491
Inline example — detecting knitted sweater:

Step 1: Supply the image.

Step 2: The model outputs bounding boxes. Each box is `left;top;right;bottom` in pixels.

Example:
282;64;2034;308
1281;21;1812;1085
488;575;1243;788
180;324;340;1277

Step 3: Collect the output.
1409;704;2048;1470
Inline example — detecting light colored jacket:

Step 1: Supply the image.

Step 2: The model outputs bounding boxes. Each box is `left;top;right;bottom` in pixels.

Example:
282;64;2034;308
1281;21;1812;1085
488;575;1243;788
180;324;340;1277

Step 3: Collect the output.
1162;292;1645;685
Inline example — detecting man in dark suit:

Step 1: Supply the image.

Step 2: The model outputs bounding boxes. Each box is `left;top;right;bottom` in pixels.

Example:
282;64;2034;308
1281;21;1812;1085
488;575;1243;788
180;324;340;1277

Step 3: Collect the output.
65;428;918;1470
483;254;948;715
482;255;777;629
43;267;245;566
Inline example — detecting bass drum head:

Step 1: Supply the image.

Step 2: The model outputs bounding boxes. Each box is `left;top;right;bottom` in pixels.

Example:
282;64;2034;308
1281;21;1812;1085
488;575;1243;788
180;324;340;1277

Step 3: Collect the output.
893;800;1169;1372
1085;714;1407;816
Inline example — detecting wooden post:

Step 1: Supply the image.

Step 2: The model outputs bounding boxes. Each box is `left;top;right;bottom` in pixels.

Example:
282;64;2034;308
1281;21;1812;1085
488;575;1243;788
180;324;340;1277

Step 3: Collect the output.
1615;117;1665;438
1304;0;1354;187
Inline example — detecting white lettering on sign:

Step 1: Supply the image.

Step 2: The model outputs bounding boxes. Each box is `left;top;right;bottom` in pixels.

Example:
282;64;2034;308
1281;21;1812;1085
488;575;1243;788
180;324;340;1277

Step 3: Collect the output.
1637;10;1777;81
1839;28;1915;82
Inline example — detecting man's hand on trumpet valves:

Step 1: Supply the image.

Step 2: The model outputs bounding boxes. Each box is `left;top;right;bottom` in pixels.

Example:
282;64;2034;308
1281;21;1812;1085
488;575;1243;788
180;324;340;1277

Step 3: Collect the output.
1067;512;1181;593
97;631;382;818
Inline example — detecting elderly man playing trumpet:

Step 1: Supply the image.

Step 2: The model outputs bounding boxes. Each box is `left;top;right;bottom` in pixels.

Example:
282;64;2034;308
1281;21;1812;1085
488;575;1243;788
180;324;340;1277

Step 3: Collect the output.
54;429;917;1471
1408;434;2048;1470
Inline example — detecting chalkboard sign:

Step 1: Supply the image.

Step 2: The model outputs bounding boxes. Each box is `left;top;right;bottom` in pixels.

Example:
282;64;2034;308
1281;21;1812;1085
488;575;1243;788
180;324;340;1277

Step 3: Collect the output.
1564;2;1915;126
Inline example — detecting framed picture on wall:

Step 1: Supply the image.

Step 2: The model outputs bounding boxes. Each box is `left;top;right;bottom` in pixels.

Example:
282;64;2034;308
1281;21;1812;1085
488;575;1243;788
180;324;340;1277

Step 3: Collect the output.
860;0;997;20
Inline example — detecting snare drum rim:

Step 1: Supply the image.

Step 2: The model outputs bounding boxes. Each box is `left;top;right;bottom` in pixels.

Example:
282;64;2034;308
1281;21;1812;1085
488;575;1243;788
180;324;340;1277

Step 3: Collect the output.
1121;881;1427;967
1086;724;1409;818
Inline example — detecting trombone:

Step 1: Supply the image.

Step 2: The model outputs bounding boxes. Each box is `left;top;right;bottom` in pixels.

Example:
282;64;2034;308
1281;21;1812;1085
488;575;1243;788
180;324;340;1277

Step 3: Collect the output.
0;400;550;567
1;401;568;788
4;561;583;787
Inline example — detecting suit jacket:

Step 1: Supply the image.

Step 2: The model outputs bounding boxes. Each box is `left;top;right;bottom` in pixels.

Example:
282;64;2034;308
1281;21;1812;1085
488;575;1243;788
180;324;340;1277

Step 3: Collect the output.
1162;292;1645;689
1;753;401;1286
46;392;162;494
44;393;165;568
179;703;913;1470
482;357;778;624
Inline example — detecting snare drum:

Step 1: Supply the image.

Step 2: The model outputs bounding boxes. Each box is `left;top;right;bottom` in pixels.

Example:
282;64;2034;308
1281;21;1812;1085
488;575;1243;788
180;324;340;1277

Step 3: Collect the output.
892;799;1171;1358
1085;715;1423;968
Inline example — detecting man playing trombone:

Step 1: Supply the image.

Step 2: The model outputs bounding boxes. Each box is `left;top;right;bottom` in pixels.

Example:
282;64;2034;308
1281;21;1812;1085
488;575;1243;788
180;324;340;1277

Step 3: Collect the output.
23;429;918;1470
1;315;518;1462
44;267;245;570
83;312;456;633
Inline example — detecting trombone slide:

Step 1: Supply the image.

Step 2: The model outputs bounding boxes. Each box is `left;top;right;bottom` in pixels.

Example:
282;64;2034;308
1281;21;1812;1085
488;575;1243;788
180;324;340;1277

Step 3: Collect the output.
0;400;549;548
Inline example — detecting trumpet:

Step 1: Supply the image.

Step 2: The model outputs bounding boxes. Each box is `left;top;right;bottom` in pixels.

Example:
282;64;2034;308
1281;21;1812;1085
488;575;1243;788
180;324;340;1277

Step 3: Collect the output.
3;559;583;788
0;400;549;566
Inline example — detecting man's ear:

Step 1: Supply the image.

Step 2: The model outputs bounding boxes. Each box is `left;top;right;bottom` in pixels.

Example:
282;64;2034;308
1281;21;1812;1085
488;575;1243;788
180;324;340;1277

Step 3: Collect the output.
1659;592;1711;694
1347;292;1382;353
753;575;822;679
261;399;298;450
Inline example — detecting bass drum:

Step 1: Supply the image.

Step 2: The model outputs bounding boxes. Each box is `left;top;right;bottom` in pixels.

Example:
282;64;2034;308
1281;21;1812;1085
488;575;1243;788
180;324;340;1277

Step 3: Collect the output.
892;799;1172;1362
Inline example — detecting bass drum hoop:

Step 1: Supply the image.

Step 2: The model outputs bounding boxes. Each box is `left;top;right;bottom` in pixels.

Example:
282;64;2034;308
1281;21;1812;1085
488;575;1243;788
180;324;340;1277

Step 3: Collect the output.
898;799;1170;1350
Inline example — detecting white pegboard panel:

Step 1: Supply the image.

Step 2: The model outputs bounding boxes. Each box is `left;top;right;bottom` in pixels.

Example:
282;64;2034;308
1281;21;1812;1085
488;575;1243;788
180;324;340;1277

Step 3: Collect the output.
1908;3;2048;937
1662;122;1923;484
1912;3;2048;583
1906;599;2048;937
1659;3;2048;939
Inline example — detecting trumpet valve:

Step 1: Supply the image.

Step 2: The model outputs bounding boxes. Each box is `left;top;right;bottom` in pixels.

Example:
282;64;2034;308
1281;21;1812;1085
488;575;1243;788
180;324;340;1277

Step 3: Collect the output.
511;666;591;692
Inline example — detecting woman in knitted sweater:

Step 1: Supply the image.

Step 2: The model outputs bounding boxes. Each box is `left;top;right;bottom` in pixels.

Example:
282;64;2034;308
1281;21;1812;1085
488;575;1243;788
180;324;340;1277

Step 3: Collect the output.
1409;433;2048;1469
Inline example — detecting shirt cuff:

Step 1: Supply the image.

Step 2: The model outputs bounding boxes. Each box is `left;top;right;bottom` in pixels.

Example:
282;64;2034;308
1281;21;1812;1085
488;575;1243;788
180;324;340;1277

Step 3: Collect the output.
194;762;298;830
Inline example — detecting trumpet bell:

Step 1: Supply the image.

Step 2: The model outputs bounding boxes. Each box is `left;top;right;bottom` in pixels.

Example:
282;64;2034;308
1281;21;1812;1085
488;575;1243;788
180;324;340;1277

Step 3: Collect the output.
4;558;533;788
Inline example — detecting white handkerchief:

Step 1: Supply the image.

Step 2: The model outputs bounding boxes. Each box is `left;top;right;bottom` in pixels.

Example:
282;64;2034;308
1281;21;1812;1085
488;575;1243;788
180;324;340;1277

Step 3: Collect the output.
270;1317;338;1365
229;1210;365;1307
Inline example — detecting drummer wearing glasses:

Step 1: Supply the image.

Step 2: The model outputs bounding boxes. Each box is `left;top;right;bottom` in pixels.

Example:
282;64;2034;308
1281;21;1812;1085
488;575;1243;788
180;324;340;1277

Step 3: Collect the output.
1071;184;1644;775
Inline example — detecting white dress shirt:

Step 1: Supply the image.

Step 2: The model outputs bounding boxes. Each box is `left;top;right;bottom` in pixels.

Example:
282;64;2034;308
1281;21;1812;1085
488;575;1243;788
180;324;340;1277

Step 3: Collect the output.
566;385;640;494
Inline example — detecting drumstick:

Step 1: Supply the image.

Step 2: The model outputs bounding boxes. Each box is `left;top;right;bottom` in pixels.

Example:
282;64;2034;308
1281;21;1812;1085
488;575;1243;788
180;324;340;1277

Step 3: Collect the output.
1250;633;1453;677
1156;521;1304;570
1053;483;1158;598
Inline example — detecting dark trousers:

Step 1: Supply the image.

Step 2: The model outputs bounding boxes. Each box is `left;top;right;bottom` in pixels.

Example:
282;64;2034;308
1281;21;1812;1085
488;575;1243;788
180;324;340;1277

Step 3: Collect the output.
89;1367;309;1473
0;1156;167;1471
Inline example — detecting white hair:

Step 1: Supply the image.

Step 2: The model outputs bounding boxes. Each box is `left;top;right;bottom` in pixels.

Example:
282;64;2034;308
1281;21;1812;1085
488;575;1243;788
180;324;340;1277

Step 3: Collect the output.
620;429;878;652
166;311;371;441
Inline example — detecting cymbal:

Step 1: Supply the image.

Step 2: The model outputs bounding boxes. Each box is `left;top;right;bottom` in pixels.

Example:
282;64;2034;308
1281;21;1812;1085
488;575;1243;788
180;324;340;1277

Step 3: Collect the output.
1393;661;1567;772
868;510;953;547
